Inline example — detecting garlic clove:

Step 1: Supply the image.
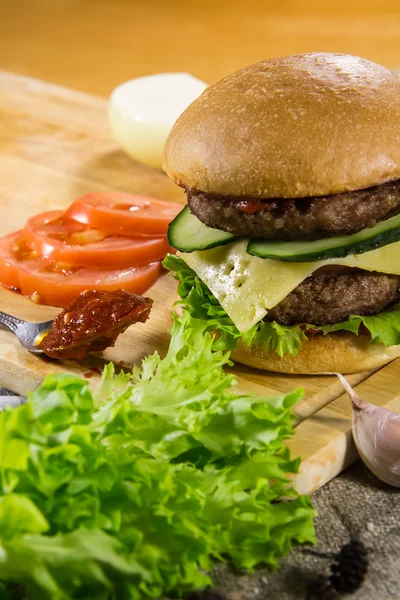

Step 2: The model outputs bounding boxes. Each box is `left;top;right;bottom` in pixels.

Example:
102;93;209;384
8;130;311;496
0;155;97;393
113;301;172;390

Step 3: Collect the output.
337;373;400;487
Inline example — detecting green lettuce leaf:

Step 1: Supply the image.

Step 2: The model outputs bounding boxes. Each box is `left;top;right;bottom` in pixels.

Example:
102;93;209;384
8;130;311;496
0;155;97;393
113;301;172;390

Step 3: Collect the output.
0;310;315;599
164;254;400;357
320;306;400;346
0;528;148;600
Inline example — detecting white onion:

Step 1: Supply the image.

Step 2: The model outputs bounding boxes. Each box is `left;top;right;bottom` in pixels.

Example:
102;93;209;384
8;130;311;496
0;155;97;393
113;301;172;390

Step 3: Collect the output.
109;73;207;169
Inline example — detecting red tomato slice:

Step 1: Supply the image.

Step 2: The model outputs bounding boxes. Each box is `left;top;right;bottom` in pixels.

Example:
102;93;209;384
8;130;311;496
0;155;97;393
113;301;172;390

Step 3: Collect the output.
24;210;171;268
0;232;161;308
65;192;182;237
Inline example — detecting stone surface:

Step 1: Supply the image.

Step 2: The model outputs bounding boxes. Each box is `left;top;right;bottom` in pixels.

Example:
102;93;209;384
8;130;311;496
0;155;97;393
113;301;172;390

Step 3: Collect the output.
212;462;400;600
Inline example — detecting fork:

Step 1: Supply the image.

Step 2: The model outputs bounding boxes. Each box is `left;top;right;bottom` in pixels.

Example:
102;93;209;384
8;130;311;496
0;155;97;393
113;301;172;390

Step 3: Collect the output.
0;311;53;354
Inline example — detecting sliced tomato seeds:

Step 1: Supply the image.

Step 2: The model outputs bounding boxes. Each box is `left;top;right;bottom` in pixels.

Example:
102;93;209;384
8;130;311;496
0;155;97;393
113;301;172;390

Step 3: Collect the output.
24;210;171;268
0;232;161;308
65;192;182;237
0;192;181;307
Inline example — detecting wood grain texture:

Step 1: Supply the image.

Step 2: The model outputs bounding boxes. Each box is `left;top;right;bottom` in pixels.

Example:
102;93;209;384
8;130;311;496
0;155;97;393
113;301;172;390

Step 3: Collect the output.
1;1;400;96
0;71;398;494
290;360;400;493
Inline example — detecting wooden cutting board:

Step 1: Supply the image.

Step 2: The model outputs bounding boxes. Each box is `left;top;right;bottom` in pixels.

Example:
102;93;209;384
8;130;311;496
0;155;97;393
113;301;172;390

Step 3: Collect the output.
0;70;399;495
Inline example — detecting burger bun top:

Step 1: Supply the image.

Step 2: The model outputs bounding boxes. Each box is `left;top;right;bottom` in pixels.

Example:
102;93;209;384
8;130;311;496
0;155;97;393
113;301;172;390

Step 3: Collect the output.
163;53;400;199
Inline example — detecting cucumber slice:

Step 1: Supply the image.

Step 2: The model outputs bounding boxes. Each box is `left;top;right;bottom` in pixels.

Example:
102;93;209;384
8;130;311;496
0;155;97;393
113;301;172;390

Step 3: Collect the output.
168;205;235;252
247;213;400;262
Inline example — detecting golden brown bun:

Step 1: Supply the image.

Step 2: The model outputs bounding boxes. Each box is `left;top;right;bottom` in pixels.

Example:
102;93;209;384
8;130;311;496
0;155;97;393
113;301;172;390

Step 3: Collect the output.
164;53;400;198
231;333;400;374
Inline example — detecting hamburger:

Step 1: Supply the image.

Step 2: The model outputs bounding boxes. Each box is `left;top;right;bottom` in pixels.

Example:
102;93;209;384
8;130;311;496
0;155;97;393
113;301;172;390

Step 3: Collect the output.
163;53;400;374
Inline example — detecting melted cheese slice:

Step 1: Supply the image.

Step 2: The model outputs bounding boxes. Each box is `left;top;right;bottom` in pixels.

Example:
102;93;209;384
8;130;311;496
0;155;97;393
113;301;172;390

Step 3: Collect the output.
179;240;400;333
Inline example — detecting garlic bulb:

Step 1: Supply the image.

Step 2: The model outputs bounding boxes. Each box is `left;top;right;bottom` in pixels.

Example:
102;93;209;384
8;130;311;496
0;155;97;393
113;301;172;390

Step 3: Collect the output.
337;373;400;487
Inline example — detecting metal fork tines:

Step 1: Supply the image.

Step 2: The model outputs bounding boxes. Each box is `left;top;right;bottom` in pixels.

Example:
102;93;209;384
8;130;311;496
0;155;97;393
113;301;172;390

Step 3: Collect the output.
0;311;53;354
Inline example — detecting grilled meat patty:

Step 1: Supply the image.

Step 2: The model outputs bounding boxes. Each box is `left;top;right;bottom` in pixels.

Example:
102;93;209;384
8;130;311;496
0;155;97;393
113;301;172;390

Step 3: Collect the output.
266;269;400;326
187;179;400;241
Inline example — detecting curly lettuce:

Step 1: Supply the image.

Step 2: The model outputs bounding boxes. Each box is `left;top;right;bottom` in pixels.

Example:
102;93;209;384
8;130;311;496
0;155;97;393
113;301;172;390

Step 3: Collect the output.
0;311;315;600
164;254;400;357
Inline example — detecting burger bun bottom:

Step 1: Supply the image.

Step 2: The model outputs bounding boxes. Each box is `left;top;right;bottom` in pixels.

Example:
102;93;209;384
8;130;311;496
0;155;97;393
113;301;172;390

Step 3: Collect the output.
231;332;400;374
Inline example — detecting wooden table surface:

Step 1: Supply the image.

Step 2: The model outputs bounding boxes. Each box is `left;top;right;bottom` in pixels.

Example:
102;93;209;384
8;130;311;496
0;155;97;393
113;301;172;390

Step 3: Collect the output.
1;0;400;95
0;5;399;596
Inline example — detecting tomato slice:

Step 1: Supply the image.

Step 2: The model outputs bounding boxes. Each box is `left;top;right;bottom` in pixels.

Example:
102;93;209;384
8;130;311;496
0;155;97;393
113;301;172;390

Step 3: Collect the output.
65;192;182;237
24;210;171;268
0;232;161;308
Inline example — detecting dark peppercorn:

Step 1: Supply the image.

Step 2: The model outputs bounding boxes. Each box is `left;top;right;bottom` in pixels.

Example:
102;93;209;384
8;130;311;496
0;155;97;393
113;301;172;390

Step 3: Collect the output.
329;540;368;593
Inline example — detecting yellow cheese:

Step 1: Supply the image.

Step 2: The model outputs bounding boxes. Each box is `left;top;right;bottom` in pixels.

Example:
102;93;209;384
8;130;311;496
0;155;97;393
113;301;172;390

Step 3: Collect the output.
179;240;400;333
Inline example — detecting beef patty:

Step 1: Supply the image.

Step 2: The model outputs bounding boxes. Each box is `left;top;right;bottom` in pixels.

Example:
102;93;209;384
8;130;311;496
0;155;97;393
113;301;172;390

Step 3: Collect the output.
266;269;400;326
187;179;400;241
